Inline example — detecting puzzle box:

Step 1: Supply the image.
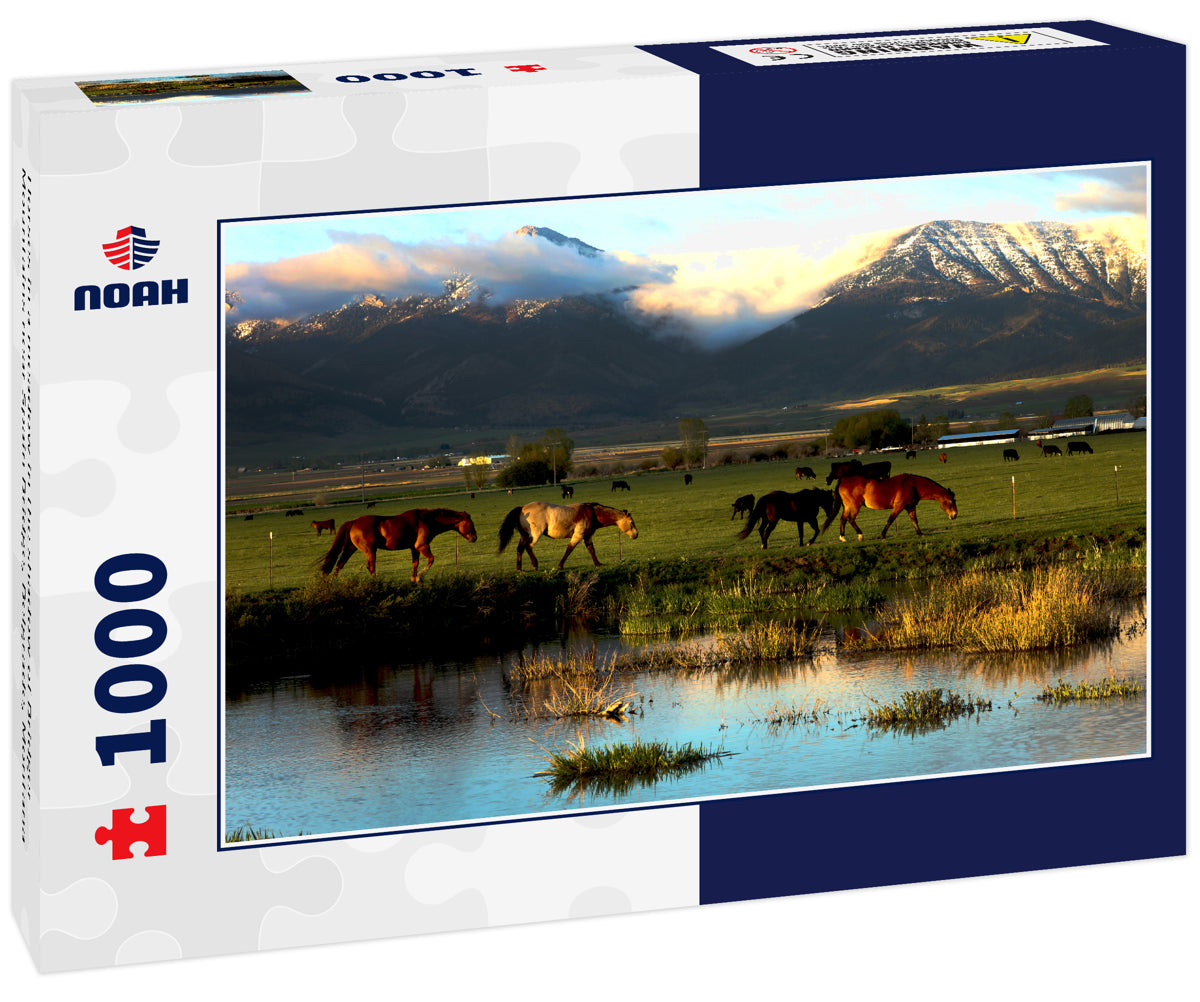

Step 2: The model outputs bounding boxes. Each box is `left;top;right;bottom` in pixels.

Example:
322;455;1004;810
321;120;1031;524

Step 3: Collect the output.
12;20;1184;971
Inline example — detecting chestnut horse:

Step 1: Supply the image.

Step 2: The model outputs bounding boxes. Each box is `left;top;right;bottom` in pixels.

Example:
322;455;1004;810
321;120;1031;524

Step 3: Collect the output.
498;502;637;570
738;489;837;548
825;474;957;541
319;508;477;582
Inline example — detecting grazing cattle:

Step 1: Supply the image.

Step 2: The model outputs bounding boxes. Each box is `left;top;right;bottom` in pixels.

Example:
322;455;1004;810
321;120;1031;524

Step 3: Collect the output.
1003;449;1020;462
794;466;817;480
905;450;917;460
243;514;254;521
738;489;837;548
561;484;574;499
284;509;303;517
730;493;755;520
311;519;335;535
507;488;513;496
611;480;631;492
939;453;948;463
319;509;477;582
684;474;693;486
828;474;958;541
498;502;637;570
859;461;892;480
826;459;863;484
1068;441;1094;456
366;501;376;508
1042;444;1062;457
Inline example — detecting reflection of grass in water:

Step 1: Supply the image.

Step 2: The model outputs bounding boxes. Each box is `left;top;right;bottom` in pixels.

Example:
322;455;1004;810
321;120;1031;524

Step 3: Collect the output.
842;564;1142;653
615;619;823;673
503;649;638;720
864;687;993;736
1037;675;1143;704
537;738;731;796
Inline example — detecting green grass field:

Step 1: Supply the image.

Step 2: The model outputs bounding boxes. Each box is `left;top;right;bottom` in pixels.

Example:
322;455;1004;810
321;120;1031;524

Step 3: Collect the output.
225;434;1146;595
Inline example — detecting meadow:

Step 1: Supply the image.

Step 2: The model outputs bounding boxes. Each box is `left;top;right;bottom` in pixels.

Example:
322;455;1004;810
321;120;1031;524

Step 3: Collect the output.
225;433;1147;594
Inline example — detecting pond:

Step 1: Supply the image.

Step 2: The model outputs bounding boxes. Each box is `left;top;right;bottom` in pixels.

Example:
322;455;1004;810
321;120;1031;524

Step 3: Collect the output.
223;605;1147;840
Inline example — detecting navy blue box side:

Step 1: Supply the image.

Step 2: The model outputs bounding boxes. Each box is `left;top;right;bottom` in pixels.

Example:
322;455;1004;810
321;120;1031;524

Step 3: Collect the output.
645;30;1187;905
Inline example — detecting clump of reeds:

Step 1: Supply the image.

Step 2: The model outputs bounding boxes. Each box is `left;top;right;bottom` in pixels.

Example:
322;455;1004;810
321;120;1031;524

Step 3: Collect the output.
224;824;309;843
864;687;992;733
537;738;731;794
750;695;832;729
541;675;639;720
1037;676;1143;704
509;646;611;681
843;566;1129;653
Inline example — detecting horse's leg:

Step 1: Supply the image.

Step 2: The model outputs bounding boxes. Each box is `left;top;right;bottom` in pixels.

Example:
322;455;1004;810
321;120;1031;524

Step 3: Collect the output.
412;545;434;582
759;518;775;549
881;503;905;538
841;503;864;542
905;505;923;536
582;536;601;566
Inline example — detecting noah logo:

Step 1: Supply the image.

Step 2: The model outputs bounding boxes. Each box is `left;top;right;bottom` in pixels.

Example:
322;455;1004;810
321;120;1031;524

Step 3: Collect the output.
102;225;160;270
74;225;187;311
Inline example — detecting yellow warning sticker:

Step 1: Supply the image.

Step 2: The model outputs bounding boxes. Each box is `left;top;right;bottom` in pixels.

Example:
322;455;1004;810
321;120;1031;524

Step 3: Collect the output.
971;34;1032;45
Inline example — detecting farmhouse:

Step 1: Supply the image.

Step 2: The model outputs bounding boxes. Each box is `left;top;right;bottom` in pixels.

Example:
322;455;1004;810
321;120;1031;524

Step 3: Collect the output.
936;428;1021;450
457;454;509;467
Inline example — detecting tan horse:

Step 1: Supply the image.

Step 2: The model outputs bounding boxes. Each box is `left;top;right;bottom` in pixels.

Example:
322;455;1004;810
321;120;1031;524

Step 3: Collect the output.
318;509;477;582
825;474;957;541
497;502;637;570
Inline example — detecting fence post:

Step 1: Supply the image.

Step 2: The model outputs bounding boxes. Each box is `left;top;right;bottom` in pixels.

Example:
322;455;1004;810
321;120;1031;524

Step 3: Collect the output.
1011;475;1016;520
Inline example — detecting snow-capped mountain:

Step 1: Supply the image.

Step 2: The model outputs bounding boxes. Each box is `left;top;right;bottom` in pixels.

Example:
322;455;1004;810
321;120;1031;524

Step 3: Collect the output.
822;220;1145;307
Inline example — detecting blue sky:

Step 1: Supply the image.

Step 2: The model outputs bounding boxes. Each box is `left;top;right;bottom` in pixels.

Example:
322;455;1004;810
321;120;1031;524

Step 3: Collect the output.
224;163;1146;344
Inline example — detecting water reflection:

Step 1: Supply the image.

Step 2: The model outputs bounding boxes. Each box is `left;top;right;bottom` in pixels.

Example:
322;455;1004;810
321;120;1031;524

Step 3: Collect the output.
224;607;1147;839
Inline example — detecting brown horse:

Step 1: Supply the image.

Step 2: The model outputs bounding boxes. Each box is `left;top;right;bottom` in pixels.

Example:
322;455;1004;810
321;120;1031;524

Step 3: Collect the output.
319;509;477;581
826;474;957;541
311;519;335;535
739;489;837;548
498;502;637;570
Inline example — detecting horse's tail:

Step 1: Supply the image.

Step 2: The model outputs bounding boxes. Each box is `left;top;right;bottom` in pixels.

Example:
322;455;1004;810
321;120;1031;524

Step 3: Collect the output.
497;506;523;553
318;521;355;575
738;498;765;539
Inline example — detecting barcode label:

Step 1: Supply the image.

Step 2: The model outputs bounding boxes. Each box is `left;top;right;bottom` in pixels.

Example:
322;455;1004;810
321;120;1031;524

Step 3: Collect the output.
713;27;1105;67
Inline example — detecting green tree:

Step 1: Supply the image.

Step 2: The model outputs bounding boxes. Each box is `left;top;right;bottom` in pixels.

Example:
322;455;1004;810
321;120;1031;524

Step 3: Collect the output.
1063;394;1094;418
678;418;710;468
462;459;490;491
661;445;684;470
830;408;910;450
496;429;574;488
997;411;1017;430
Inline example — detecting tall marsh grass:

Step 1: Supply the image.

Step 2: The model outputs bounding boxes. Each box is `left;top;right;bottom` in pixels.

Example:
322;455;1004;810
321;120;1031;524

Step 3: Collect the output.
537;738;731;795
843;564;1142;654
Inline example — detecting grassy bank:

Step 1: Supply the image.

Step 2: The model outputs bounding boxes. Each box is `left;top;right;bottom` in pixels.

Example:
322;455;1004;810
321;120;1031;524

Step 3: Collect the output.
226;524;1144;677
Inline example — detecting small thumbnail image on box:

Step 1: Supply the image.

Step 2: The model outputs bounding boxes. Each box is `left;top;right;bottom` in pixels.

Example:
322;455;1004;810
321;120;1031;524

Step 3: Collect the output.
77;70;309;105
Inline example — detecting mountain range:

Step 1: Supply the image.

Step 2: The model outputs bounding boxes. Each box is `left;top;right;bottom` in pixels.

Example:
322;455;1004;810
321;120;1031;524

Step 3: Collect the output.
225;219;1146;446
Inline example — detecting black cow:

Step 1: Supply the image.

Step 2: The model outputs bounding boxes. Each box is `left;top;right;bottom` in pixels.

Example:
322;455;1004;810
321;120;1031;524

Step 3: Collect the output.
684;474;693;486
611;480;631;492
1042;444;1063;457
1068;441;1094;456
731;493;755;520
1003;449;1019;462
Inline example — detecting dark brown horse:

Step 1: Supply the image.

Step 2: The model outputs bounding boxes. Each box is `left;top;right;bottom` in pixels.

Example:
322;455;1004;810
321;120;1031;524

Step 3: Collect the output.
319;509;477;581
826;474;957;541
738;489;837;548
730;493;755;520
498;502;637;570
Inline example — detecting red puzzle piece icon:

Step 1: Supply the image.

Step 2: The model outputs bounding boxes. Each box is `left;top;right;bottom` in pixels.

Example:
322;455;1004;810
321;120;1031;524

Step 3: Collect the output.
95;805;167;860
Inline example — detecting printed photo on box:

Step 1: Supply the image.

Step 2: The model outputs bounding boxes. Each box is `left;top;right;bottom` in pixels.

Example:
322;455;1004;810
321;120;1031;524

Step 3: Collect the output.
221;163;1148;842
